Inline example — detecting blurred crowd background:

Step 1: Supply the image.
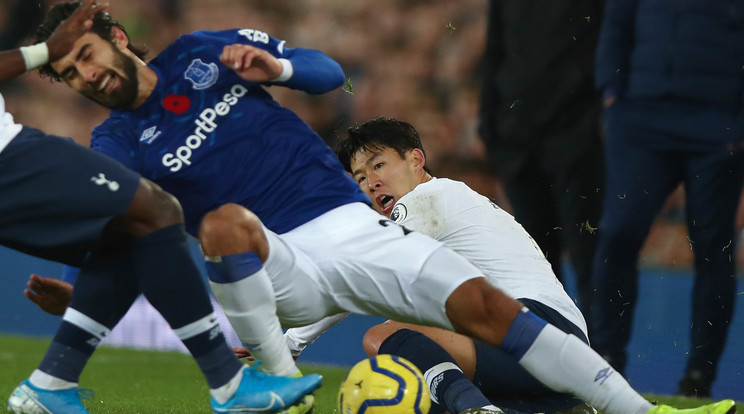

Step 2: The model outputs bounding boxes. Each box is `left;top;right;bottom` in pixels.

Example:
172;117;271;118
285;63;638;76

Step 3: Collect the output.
1;0;743;271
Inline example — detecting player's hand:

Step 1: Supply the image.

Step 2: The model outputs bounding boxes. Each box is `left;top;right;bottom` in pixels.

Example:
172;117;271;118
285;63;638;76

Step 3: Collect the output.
232;347;300;361
220;44;283;82
233;347;256;360
24;273;73;316
46;0;110;62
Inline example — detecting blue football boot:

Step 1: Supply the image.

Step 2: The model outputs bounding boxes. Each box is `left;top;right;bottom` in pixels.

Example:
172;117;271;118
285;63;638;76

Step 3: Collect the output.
7;379;93;413
211;366;322;413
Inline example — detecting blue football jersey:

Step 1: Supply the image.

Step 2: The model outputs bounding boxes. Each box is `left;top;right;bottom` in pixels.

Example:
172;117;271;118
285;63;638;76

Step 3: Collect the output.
91;29;370;235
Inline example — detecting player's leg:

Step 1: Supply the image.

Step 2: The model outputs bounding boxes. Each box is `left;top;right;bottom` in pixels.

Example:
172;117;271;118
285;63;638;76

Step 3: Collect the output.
1;131;141;412
4;135;319;413
364;322;498;414
289;206;646;414
362;313;588;413
364;321;478;377
127;189;320;412
122;181;247;391
468;299;589;414
427;250;653;414
8;248;142;413
441;275;733;414
199;203;300;377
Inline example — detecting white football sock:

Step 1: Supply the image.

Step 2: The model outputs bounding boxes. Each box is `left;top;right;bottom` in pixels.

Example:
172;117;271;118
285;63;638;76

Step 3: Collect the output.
29;369;77;390
210;366;243;404
210;269;298;377
518;324;653;414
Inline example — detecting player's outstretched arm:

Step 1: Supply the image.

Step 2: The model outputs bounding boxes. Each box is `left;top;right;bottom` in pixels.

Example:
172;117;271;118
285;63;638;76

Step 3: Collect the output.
24;274;73;316
220;43;284;83
221;40;344;94
0;0;107;82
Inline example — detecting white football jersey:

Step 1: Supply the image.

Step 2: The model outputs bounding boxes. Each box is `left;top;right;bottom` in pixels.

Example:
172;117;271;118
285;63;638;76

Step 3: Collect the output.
390;177;587;335
0;93;22;154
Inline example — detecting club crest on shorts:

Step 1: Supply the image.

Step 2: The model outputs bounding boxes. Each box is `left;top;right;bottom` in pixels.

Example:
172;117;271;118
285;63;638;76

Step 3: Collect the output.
390;203;407;222
90;173;120;192
184;59;219;90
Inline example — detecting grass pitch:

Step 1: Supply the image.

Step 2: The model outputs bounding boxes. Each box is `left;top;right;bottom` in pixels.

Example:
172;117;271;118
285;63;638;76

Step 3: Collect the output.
0;334;740;414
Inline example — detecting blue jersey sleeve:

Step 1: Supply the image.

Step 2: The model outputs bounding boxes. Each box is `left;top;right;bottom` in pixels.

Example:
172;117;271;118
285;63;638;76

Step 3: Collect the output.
277;47;345;94
190;29;345;95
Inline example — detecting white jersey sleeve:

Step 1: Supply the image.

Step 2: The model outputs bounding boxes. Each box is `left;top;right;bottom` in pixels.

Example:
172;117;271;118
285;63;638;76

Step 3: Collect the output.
389;181;448;240
391;178;587;336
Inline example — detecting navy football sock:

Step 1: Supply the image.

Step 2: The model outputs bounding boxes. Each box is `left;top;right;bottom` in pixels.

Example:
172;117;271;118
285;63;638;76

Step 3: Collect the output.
38;250;139;383
379;329;492;414
37;319;102;383
131;224;241;387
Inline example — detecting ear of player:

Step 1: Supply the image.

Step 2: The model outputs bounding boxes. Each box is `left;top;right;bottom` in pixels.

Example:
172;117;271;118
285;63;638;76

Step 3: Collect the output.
338;354;431;414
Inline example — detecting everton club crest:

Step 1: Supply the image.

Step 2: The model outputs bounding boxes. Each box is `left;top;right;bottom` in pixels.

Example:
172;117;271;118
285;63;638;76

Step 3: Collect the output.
184;59;219;90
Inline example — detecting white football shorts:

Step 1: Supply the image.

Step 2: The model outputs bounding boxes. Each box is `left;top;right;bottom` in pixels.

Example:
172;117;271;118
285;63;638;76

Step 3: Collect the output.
263;202;484;330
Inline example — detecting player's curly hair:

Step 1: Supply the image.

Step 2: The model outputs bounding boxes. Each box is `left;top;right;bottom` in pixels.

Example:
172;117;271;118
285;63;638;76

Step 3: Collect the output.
33;1;148;81
336;117;432;175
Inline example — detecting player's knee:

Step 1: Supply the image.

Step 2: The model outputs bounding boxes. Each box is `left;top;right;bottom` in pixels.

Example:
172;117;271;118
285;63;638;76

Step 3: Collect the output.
126;178;184;234
363;321;415;357
148;185;183;225
363;324;391;357
201;203;259;241
200;203;267;257
445;278;521;345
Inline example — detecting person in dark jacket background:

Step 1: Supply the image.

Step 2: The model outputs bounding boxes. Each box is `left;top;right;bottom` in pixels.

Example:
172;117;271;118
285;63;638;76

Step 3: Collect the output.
478;0;605;319
591;0;744;398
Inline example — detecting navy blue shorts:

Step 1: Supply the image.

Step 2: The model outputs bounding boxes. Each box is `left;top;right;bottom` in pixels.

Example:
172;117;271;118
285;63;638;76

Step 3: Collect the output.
471;298;589;413
0;127;140;266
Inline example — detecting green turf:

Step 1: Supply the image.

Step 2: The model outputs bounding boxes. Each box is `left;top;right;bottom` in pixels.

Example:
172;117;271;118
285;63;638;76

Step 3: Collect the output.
0;334;740;413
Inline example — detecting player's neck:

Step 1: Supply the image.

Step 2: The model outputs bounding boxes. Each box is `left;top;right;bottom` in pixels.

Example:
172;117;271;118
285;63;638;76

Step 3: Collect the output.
131;64;157;109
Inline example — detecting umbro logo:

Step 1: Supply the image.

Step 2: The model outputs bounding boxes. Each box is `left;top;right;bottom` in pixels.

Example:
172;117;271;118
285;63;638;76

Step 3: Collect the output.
91;173;120;192
139;126;162;144
594;366;614;385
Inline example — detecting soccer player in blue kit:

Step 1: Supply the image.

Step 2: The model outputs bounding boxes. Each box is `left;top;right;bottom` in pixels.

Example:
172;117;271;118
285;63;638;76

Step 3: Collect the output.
0;1;321;413
34;3;737;414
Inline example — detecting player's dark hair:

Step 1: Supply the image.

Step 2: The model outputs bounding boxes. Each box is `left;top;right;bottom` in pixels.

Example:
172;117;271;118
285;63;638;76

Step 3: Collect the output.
337;117;432;174
34;1;148;81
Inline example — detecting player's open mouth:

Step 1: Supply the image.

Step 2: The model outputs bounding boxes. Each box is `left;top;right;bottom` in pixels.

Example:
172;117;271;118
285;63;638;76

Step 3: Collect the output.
377;195;395;213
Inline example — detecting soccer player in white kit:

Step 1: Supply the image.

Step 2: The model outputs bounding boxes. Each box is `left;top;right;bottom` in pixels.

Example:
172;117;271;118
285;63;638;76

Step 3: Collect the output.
263;118;592;414
333;116;592;414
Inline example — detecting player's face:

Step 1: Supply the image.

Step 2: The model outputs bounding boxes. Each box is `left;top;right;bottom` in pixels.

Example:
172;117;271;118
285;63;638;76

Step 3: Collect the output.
350;146;425;217
51;33;139;110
